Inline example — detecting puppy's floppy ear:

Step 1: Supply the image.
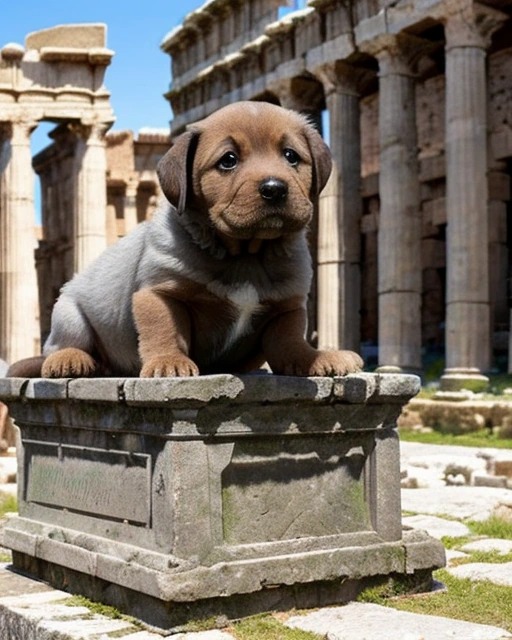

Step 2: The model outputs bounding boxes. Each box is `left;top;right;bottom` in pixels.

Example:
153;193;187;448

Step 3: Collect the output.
157;129;199;214
303;124;333;197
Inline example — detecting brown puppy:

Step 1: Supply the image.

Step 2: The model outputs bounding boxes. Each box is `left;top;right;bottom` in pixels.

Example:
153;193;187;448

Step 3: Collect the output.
10;102;363;378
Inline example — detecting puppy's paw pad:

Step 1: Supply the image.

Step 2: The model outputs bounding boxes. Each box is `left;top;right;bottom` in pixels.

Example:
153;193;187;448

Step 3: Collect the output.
42;348;97;378
308;350;364;377
140;355;199;378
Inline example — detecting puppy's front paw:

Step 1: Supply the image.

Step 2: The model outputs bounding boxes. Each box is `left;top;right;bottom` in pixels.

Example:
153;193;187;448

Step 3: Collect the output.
307;350;364;377
140;354;199;377
42;348;97;378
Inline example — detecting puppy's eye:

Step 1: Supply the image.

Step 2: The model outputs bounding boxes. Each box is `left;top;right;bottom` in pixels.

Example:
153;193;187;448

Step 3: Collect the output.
217;152;238;171
283;148;300;166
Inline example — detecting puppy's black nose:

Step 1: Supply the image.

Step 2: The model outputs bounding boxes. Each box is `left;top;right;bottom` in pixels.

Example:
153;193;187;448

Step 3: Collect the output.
259;178;288;203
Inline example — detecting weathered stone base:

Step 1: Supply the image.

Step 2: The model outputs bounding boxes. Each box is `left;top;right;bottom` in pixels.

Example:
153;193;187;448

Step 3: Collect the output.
11;539;440;630
439;368;490;393
0;373;445;628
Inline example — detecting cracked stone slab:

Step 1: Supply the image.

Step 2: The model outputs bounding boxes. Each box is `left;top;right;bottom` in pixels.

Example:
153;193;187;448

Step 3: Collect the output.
286;602;512;640
447;561;512;587
401;486;512;521
460;538;512;555
402;514;470;539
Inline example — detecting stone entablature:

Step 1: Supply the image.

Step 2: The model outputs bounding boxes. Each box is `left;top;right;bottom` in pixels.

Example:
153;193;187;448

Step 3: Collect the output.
161;0;294;98
0;372;445;627
163;0;512;388
0;24;113;125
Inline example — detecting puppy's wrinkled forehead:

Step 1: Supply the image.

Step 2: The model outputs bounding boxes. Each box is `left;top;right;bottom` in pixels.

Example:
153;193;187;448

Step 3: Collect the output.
192;102;312;159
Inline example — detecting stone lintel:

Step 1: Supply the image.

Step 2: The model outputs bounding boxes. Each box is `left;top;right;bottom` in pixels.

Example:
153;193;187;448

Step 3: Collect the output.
39;46;114;66
306;33;354;74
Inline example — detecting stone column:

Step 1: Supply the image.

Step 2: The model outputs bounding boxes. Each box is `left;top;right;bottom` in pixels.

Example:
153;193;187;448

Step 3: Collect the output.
124;179;139;234
269;77;325;344
0;120;40;363
374;36;422;372
441;4;507;391
314;62;369;353
72;122;110;273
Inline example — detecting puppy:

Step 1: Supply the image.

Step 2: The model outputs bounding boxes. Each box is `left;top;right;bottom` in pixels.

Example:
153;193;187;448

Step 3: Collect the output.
10;101;363;379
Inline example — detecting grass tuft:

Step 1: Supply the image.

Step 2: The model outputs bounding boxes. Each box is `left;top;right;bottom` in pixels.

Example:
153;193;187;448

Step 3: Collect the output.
0;492;17;518
230;613;322;640
388;569;512;632
398;427;512;449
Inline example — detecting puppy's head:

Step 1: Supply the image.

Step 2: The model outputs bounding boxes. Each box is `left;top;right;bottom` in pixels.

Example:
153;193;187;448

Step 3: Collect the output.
157;101;332;242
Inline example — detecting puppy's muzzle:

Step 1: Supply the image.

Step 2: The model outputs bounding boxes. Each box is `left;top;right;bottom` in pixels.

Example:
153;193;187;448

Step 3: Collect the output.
259;177;288;204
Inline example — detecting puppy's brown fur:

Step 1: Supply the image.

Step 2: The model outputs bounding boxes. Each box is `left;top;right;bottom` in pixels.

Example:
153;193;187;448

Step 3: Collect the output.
10;102;363;379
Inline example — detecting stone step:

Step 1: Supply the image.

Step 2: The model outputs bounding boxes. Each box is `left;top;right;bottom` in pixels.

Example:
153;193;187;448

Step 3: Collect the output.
1;564;511;640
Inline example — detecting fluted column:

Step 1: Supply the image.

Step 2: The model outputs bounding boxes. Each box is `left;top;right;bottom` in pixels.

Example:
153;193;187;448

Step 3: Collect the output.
441;3;507;390
0;120;40;363
72;122;110;273
374;36;422;372
315;62;368;352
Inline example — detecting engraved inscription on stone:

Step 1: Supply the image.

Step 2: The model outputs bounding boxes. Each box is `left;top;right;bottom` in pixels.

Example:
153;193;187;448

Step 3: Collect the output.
25;442;151;525
221;435;373;545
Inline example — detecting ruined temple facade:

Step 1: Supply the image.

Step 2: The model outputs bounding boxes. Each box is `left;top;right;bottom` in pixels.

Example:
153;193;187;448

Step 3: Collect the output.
162;0;512;387
0;25;115;363
0;25;170;356
33;127;168;340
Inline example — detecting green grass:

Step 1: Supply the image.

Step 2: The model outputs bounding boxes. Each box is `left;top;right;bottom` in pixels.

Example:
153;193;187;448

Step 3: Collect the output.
398;427;512;449
357;515;512;631
386;570;512;632
230;613;322;640
0;492;16;518
468;516;512;539
442;516;512;551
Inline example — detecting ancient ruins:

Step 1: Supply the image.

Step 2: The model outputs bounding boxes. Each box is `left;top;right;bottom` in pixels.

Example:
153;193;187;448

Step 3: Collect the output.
33;127;169;339
1;0;512;390
162;0;512;389
0;24;115;364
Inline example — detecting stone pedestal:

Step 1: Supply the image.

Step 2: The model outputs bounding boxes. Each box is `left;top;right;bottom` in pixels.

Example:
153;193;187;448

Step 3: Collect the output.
0;373;444;629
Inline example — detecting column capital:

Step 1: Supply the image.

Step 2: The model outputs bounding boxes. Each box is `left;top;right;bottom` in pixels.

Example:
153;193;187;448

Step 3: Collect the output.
313;61;375;98
70;120;111;143
443;1;507;50
0;119;38;143
267;77;323;113
361;34;435;77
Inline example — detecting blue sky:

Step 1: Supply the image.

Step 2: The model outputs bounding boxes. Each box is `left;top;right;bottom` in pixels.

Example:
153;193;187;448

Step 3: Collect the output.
1;0;206;153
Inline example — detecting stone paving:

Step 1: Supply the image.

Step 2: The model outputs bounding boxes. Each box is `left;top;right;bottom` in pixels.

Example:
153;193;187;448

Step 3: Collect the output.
0;441;511;639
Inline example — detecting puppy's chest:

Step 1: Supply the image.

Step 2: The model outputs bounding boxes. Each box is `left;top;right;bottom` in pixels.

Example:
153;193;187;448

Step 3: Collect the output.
207;282;264;351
